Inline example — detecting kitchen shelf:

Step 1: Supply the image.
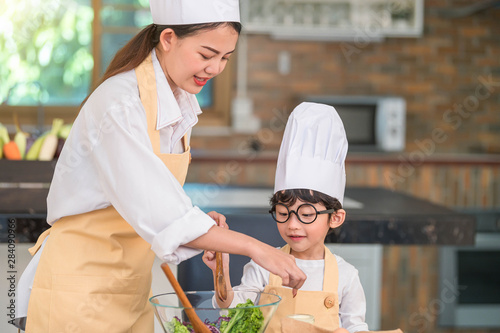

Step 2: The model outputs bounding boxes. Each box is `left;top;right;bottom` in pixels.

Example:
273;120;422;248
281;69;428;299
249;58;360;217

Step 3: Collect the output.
240;0;424;41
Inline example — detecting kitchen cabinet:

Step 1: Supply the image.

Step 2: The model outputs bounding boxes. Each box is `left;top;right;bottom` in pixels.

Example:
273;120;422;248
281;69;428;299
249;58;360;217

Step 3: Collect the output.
240;0;424;40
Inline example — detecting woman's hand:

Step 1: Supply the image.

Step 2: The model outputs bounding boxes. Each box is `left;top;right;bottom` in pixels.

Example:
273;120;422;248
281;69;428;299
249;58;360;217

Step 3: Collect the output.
187;216;306;294
250;244;306;296
202;210;229;271
202;211;233;306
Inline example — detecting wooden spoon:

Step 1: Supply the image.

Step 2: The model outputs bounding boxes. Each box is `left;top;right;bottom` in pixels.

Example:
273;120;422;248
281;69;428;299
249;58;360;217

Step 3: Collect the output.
215;252;227;302
161;263;211;333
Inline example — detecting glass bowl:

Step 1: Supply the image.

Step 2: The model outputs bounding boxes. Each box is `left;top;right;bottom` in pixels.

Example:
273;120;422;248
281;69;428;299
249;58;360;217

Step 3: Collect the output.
150;290;281;333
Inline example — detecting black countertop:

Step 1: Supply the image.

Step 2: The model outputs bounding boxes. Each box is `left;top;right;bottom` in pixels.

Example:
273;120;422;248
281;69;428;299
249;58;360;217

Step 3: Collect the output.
181;185;476;245
1;176;476;245
329;187;475;245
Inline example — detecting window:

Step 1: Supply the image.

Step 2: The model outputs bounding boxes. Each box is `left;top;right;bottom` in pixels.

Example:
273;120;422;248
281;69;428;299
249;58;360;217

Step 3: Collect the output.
1;0;92;111
1;0;233;127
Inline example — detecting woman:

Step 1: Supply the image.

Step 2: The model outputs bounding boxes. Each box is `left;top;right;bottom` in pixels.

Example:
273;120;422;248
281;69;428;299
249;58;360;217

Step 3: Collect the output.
17;0;306;331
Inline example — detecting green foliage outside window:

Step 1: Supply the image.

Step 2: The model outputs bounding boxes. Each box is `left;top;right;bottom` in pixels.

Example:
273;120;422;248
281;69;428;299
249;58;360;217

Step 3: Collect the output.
1;0;212;108
1;0;93;105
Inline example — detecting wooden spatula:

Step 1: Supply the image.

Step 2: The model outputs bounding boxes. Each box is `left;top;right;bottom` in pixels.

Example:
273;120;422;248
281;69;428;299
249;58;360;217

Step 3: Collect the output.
161;263;211;333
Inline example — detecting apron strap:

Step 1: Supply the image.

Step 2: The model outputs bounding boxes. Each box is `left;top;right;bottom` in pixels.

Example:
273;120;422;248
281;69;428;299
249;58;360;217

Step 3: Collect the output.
135;54;161;155
322;246;339;293
135;53;189;155
28;228;51;256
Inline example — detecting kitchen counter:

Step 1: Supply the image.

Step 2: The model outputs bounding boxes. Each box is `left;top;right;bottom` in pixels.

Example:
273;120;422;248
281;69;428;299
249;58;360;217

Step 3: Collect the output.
181;184;476;245
1;166;475;244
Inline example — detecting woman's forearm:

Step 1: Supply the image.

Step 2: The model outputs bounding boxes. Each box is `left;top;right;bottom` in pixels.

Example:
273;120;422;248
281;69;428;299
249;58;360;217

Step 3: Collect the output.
186;225;263;258
186;225;307;292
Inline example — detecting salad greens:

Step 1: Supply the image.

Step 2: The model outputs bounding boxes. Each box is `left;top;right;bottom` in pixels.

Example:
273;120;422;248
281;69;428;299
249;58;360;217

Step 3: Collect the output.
165;317;191;333
164;299;264;333
219;299;264;333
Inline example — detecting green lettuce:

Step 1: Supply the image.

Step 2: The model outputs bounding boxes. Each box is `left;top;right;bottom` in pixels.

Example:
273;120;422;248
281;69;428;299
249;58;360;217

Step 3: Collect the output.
165;317;191;333
219;299;264;333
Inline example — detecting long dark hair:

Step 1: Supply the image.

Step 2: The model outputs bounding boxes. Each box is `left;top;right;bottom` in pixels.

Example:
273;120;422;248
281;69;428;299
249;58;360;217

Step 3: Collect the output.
81;22;242;106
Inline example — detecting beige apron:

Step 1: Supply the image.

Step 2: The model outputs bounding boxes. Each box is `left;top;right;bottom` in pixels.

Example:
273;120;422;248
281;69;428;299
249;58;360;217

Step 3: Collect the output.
262;245;340;333
25;54;191;332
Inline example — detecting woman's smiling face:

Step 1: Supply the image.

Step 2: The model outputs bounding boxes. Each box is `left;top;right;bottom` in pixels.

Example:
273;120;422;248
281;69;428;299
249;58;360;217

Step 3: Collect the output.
156;24;239;94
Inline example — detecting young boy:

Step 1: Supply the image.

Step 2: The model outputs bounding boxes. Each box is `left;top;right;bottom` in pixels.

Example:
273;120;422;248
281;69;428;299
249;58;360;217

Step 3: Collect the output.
203;102;369;333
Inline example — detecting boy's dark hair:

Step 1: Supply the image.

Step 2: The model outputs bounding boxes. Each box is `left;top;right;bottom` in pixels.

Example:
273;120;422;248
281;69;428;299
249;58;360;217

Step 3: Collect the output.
270;189;343;236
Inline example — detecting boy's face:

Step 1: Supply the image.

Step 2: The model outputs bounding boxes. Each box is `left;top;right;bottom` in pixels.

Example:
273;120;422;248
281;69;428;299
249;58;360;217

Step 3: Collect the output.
276;199;345;260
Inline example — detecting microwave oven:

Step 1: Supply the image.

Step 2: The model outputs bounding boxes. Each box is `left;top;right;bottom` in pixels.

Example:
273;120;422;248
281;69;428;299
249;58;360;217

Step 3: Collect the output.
302;95;406;152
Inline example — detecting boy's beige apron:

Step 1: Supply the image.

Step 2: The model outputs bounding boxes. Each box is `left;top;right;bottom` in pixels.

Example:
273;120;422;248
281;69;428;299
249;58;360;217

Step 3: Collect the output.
25;54;190;332
262;245;340;333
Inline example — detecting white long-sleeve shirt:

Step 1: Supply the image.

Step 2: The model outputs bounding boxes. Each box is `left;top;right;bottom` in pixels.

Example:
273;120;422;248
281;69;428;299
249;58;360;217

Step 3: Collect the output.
230;255;369;333
47;49;216;264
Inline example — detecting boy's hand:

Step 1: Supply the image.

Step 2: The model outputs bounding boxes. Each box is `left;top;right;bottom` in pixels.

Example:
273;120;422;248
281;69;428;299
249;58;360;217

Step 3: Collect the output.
202;247;231;271
202;250;216;270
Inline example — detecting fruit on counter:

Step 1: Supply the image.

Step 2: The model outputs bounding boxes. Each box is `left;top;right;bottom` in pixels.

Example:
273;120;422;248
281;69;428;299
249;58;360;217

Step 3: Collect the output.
25;136;35;156
0;123;6;159
58;124;72;140
0;124;22;160
53;124;72;158
38;118;64;161
25;132;48;160
0;138;3;159
54;138;65;159
13;113;28;159
2;141;22;160
0;123;7;159
0;119;71;161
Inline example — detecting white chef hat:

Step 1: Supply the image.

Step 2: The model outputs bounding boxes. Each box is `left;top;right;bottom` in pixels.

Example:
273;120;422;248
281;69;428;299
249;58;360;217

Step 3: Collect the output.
274;102;348;205
150;0;240;25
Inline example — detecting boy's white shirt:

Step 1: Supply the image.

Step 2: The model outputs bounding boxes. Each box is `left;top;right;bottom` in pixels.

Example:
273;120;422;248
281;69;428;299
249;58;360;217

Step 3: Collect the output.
227;253;369;333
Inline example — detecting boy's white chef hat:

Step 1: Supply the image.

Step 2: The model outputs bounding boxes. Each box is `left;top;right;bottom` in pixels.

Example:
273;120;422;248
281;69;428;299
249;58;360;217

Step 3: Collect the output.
274;102;348;205
150;0;240;25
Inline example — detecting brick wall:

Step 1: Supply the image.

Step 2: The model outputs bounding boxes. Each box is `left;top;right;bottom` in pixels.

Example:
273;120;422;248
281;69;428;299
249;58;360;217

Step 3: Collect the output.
237;1;500;155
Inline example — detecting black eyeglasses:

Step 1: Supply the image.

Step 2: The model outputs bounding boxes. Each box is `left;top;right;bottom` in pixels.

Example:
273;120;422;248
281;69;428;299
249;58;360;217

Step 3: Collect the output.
269;203;335;224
